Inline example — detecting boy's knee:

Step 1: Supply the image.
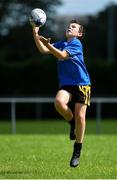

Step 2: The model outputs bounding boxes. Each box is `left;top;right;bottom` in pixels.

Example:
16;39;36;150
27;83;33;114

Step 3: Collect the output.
54;98;63;109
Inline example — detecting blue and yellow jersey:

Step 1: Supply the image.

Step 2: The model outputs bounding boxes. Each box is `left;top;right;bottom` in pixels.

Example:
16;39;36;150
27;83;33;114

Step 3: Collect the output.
53;37;91;86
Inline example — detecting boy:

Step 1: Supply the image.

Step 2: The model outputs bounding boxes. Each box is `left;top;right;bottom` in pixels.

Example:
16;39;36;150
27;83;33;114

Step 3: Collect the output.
31;20;91;167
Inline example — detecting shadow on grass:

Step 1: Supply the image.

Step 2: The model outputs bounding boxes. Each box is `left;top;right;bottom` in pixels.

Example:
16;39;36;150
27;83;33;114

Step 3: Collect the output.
0;170;29;175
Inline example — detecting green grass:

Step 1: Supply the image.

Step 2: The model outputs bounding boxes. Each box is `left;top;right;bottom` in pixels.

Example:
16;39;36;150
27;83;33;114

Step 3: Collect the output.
0;119;117;134
0;119;117;179
0;134;117;179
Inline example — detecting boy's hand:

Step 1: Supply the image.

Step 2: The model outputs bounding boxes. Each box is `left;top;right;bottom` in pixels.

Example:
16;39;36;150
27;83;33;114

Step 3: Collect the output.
29;17;36;27
33;26;40;36
39;36;51;45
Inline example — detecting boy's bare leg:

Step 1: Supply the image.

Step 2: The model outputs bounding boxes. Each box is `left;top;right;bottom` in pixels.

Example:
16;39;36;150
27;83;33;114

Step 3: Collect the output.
54;89;75;140
70;103;87;167
54;89;73;121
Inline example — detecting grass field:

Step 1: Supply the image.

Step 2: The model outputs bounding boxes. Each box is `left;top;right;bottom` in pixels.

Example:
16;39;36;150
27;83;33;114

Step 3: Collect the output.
0;119;117;179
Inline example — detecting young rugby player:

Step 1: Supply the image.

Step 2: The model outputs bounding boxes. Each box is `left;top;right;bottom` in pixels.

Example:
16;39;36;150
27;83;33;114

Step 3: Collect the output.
31;20;91;167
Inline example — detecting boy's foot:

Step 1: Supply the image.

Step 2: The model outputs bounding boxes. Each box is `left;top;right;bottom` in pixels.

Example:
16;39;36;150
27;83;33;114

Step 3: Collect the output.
70;142;82;167
69;119;75;140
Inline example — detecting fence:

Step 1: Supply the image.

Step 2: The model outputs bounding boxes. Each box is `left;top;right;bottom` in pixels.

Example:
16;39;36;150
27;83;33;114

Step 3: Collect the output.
0;97;117;134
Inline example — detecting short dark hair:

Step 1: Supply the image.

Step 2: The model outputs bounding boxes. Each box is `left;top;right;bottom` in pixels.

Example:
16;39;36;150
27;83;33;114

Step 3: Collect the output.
70;19;85;39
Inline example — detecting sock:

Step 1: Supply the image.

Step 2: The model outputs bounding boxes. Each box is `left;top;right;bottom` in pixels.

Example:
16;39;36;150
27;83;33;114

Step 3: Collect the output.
68;118;75;126
68;101;75;114
74;142;82;150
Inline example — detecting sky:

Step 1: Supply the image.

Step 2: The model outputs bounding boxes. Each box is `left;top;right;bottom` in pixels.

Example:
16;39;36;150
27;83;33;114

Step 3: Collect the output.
57;0;117;16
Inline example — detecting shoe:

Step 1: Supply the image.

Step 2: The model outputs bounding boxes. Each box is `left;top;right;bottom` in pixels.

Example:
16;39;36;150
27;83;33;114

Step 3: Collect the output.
69;119;75;140
70;142;81;167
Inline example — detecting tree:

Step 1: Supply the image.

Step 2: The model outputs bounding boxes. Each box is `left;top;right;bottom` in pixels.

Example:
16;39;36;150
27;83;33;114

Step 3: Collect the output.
84;3;117;62
0;0;62;35
0;0;61;96
0;0;62;64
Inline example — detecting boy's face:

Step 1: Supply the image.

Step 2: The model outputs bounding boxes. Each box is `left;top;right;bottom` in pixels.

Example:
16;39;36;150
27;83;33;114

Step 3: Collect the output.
65;23;82;39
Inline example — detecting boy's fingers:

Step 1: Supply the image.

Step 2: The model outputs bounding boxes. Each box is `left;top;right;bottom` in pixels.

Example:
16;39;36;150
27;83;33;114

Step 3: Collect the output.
47;38;51;43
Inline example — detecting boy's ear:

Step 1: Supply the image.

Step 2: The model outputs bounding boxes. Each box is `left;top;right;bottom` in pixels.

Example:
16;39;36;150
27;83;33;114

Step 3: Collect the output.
78;32;83;37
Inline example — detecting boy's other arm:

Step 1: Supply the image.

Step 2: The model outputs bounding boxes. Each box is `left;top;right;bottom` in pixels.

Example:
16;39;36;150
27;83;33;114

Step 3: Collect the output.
32;27;51;54
40;36;69;60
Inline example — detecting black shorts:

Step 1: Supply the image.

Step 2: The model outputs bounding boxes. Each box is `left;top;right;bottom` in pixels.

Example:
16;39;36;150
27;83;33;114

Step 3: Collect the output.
59;85;91;106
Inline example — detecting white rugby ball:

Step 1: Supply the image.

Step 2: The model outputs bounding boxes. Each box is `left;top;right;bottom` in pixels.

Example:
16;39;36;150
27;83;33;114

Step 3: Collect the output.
29;8;46;27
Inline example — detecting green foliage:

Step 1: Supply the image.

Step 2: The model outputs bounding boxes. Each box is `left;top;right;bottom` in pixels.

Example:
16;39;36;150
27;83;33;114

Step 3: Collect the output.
0;0;62;32
0;2;117;96
0;0;61;96
84;4;117;60
0;0;62;64
0;57;117;96
0;57;58;96
88;61;117;96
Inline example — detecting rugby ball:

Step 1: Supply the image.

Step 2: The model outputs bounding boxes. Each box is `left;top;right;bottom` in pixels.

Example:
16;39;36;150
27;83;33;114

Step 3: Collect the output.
29;8;46;27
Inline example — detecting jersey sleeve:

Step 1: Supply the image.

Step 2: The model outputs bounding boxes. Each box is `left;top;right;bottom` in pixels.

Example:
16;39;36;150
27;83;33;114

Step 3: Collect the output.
63;40;82;56
52;41;62;49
